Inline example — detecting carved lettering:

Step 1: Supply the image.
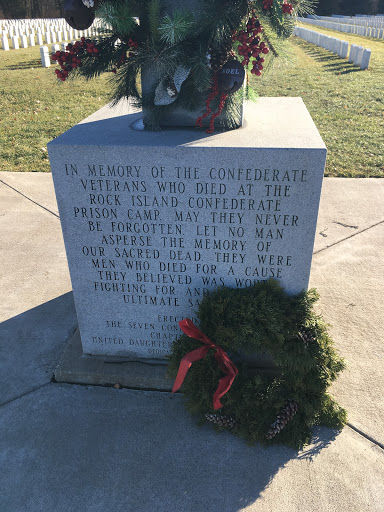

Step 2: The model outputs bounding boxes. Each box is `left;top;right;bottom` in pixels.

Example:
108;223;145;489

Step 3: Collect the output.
60;161;309;358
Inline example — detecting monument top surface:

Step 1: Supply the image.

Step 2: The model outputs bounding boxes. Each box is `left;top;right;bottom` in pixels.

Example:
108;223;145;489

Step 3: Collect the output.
48;97;326;151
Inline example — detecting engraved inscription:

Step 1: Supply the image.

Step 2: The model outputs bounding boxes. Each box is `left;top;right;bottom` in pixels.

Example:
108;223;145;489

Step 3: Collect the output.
62;162;309;358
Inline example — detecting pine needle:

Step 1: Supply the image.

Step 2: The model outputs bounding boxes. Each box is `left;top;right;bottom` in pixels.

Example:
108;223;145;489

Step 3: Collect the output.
96;1;137;36
159;10;195;45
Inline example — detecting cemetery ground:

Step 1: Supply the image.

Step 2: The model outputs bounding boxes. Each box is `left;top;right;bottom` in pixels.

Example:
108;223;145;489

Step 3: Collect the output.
1;171;384;511
0;30;383;177
1;25;384;512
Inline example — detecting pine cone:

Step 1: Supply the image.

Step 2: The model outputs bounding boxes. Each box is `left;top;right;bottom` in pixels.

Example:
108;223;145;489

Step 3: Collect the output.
266;400;299;440
297;329;315;348
209;39;234;72
205;412;238;430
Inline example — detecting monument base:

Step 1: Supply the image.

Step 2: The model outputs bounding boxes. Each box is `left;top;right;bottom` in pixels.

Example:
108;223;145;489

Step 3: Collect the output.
54;328;173;390
54;327;279;390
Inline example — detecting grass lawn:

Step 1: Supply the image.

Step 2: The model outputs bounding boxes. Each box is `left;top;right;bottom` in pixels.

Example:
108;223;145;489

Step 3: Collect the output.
0;27;383;176
255;24;384;177
0;45;111;173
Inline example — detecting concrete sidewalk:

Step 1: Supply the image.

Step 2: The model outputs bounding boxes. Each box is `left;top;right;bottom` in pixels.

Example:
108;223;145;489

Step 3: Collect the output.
0;172;383;512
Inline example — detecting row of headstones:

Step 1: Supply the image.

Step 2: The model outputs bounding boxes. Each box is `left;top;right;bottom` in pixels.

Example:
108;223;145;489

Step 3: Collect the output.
308;15;384;28
299;17;384;39
293;26;371;70
0;17;107;38
0;18;110;51
1;26;104;51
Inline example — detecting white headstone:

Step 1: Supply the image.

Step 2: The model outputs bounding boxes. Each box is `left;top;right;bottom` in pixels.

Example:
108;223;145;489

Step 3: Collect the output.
360;48;371;69
37;32;43;45
63;30;68;41
28;34;35;46
355;46;364;66
69;29;74;39
40;45;50;67
52;43;60;53
45;32;51;44
51;31;57;43
2;35;9;51
48;98;327;358
11;36;19;50
340;41;349;59
349;44;358;63
61;42;68;51
21;34;28;48
57;31;62;42
335;39;343;55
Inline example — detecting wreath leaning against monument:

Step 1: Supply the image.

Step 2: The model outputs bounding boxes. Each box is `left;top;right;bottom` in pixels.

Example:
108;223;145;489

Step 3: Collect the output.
168;280;347;449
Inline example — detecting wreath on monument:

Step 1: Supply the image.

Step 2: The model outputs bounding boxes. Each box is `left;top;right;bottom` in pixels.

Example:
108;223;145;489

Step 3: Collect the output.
168;280;347;449
58;0;315;131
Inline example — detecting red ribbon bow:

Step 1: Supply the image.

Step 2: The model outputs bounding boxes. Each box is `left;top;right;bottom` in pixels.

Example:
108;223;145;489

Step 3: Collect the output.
172;319;238;410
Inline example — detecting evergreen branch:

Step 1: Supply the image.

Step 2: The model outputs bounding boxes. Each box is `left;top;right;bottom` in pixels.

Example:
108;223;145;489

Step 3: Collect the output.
272;0;284;23
292;0;317;17
109;52;142;104
147;0;161;41
220;91;244;130
96;0;137;36
262;31;279;58
188;47;212;92
72;36;124;79
197;0;249;50
158;9;195;45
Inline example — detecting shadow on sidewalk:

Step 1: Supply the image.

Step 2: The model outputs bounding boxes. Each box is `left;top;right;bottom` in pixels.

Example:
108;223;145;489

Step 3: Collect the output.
0;288;343;511
0;292;77;406
0;379;340;512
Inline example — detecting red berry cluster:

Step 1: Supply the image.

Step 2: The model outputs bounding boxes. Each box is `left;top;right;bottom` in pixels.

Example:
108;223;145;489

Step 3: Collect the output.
126;37;139;50
207;92;228;134
195;74;229;134
233;15;269;76
263;0;294;14
51;37;99;82
282;2;294;14
111;38;139;74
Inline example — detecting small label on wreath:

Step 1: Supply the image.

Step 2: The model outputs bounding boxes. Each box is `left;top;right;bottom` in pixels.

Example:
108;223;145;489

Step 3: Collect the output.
218;60;245;94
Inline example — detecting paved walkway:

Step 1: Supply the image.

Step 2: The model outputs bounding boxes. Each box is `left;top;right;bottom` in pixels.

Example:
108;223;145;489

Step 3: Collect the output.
0;172;383;512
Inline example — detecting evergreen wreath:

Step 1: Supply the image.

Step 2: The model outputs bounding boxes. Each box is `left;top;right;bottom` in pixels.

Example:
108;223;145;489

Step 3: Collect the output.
168;280;347;449
59;0;315;130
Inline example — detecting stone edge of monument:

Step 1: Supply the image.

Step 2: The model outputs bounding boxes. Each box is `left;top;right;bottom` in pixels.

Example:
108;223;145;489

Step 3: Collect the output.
54;329;174;390
47;97;327;151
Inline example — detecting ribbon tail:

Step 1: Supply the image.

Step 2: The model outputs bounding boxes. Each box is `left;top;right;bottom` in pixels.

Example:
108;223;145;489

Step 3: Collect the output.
212;351;238;410
213;373;237;410
172;346;209;394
